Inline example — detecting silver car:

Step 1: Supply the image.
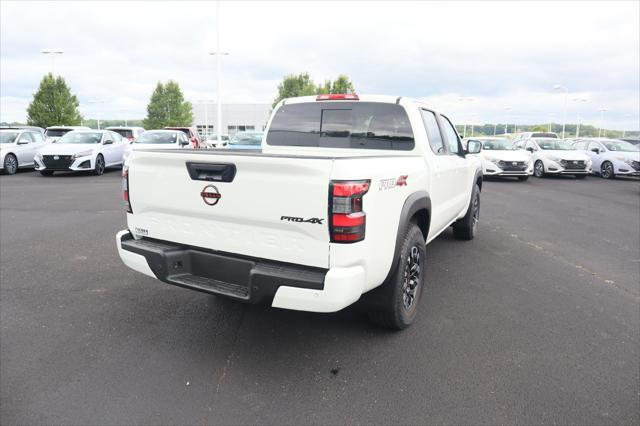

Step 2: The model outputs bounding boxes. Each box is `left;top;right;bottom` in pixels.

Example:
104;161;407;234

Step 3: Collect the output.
1;128;47;174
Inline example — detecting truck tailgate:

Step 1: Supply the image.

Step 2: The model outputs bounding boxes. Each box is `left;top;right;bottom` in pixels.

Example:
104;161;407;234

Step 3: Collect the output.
127;151;333;268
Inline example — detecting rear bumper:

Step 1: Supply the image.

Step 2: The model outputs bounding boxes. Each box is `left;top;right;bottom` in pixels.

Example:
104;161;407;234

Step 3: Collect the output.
116;230;364;313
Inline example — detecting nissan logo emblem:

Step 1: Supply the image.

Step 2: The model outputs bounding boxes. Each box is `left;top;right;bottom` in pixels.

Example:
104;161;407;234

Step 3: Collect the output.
200;185;221;206
53;155;59;160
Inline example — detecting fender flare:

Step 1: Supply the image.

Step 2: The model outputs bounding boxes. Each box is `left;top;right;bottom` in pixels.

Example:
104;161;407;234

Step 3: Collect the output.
474;167;483;191
382;191;431;284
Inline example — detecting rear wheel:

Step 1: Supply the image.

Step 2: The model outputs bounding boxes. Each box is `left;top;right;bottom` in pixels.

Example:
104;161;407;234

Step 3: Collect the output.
93;155;105;176
453;183;480;240
39;170;54;176
367;223;426;330
600;161;614;179
533;160;545;178
3;154;18;175
517;176;529;181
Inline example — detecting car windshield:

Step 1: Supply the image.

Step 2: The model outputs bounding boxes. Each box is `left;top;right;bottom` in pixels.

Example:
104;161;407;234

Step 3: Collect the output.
537;139;575;150
603;140;639;152
57;132;103;144
0;132;19;143
229;132;263;146
481;139;514;150
45;128;74;137
135;132;177;144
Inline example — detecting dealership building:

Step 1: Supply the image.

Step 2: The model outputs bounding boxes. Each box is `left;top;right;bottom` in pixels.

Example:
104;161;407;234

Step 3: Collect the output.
191;102;272;139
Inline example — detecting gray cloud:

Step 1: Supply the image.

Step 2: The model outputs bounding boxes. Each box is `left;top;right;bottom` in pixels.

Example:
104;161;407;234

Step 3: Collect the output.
1;1;638;130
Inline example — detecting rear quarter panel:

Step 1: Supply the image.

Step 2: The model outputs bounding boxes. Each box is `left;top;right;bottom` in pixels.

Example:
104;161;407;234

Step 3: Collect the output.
329;156;428;292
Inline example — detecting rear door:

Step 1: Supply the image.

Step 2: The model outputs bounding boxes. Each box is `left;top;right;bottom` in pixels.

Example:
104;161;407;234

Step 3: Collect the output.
127;151;333;268
419;109;462;234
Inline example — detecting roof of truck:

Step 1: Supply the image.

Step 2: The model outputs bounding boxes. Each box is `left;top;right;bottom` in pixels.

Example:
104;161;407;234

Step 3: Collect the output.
280;94;436;110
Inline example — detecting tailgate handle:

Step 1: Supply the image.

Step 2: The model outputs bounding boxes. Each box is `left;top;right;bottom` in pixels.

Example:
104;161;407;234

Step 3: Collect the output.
186;162;236;182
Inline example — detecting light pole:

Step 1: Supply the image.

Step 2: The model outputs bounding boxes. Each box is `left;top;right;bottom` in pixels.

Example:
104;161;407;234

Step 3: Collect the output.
547;114;555;132
457;97;474;138
209;1;229;145
88;99;105;129
196;99;214;139
470;113;479;137
41;49;64;75
598;108;608;138
572;97;588;138
622;113;632;138
504;106;512;135
553;85;569;139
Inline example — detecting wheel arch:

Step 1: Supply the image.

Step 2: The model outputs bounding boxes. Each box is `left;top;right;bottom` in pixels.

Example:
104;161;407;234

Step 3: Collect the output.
382;191;431;284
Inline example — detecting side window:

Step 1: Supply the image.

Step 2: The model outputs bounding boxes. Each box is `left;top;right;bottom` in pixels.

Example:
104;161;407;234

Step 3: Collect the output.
112;131;122;142
588;142;601;152
525;141;535;150
21;132;35;143
419;109;446;155
440;115;461;155
31;132;44;143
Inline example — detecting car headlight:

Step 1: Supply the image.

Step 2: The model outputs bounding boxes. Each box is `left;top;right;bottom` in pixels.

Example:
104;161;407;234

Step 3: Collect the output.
615;156;633;165
484;157;499;163
72;150;93;159
548;156;561;162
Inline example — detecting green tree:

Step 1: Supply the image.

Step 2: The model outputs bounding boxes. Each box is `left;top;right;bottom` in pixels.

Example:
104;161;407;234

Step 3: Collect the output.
272;73;356;107
143;80;193;129
26;73;82;127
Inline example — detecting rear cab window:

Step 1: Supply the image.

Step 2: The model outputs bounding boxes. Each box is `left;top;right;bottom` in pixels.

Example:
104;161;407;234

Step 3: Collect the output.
266;102;415;150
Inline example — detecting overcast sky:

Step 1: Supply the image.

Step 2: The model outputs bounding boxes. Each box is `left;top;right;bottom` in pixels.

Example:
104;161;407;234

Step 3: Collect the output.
1;1;638;129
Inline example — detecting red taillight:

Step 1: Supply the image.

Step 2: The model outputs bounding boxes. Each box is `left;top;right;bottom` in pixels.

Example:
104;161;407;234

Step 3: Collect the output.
329;180;369;243
122;165;132;213
316;93;360;101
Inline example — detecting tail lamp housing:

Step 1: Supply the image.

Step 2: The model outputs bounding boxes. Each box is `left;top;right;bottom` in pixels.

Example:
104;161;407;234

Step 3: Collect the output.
122;164;132;213
329;180;370;243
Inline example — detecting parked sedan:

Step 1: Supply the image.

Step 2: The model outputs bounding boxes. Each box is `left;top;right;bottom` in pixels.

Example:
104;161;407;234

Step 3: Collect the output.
35;130;127;176
226;131;264;150
464;137;532;181
123;129;192;161
0;128;46;174
514;138;591;178
573;138;640;179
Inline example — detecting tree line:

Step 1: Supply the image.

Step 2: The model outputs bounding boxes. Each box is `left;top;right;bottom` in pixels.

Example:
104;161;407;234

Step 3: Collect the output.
18;73;637;139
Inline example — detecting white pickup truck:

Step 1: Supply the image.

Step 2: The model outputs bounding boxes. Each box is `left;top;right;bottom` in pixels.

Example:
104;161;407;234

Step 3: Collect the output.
117;94;483;329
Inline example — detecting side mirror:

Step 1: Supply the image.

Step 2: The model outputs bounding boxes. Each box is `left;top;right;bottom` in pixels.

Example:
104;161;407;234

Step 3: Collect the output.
103;139;113;145
17;139;30;145
591;148;599;154
179;140;189;146
466;140;482;154
526;147;534;153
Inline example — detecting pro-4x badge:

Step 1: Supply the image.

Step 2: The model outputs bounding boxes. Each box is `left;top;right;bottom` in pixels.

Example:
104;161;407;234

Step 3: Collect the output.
281;216;324;224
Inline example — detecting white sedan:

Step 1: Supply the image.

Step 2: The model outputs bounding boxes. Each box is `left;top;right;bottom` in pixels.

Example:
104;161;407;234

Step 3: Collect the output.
514;138;592;179
35;130;127;176
123;129;192;162
464;137;533;181
573;138;640;179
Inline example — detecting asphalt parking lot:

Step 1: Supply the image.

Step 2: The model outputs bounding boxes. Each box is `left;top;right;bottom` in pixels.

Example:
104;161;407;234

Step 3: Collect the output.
1;169;638;425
